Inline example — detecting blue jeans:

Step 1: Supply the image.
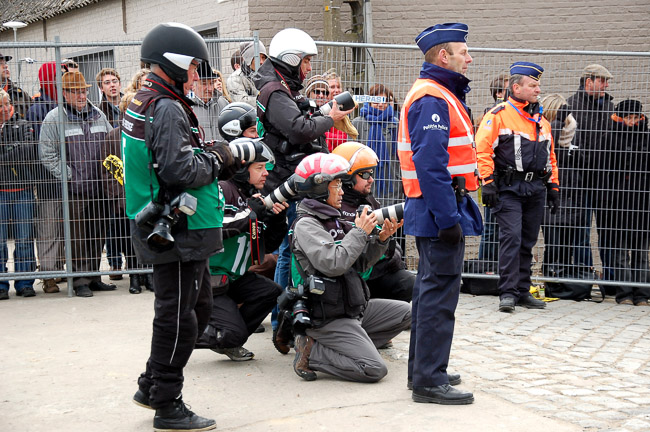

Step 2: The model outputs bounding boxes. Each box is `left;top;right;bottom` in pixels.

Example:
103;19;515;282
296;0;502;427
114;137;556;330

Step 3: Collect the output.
0;189;36;292
271;200;297;330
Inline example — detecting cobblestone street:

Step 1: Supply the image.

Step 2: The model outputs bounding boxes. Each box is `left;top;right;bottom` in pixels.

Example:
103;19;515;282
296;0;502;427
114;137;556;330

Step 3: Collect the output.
444;294;650;431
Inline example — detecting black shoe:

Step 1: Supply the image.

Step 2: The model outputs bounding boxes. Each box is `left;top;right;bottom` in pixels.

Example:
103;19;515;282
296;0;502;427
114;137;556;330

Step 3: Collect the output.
254;324;265;333
517;295;546;309
133;389;153;410
21;286;37;297
129;276;142;294
89;280;117;291
211;346;254;361
153;398;216;432
407;373;461;390
498;297;516;313
412;384;474;405
74;285;93;297
0;289;8;300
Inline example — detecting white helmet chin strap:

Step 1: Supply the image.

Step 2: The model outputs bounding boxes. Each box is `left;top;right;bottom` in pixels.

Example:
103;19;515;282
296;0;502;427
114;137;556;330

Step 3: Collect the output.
162;52;196;71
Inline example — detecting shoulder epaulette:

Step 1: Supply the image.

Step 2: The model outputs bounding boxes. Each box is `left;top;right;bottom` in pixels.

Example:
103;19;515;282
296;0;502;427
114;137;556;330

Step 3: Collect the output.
490;104;506;115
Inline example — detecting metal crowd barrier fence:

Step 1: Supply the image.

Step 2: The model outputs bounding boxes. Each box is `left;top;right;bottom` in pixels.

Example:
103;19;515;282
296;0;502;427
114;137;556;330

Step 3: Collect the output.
1;36;649;296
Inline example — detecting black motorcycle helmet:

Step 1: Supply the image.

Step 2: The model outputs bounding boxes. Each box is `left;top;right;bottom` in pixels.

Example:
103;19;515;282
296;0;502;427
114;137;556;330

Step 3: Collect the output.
218;102;257;142
231;137;275;192
140;23;210;86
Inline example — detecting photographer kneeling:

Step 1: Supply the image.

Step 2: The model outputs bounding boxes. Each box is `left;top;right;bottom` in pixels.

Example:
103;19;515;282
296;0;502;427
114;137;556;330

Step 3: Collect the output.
289;153;411;383
195;138;287;361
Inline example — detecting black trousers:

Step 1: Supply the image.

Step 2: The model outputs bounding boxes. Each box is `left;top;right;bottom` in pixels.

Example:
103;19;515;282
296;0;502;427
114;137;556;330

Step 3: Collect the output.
137;259;212;408
367;268;414;302
197;272;281;349
408;236;464;387
493;190;545;300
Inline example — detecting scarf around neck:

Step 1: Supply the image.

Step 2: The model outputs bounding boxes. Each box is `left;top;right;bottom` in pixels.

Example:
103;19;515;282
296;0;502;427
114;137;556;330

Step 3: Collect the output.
359;103;397;161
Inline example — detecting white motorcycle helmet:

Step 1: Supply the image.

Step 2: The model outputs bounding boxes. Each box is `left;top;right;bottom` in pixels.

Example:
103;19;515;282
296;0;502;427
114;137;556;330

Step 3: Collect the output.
269;28;318;67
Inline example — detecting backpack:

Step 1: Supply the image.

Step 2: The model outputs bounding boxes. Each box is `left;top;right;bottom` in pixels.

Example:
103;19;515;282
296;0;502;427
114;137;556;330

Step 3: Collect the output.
461;259;500;296
543;264;604;302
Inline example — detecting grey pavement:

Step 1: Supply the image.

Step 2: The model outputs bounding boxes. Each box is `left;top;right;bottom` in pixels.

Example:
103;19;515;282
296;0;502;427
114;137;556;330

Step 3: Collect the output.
1;278;648;432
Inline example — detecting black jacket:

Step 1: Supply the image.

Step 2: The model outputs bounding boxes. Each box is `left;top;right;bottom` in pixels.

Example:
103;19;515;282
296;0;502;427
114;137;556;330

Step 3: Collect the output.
0;115;37;190
567;88;614;188
253;59;333;192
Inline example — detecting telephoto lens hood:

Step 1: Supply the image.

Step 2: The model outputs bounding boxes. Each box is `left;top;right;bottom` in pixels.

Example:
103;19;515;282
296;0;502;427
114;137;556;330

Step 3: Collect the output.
357;202;405;225
319;91;355;115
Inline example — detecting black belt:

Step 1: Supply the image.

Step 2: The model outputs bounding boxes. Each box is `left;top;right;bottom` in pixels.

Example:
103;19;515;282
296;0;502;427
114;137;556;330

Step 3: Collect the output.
497;168;550;184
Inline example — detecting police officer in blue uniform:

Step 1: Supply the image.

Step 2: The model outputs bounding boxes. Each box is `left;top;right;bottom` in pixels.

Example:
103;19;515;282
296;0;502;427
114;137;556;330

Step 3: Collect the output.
399;23;483;405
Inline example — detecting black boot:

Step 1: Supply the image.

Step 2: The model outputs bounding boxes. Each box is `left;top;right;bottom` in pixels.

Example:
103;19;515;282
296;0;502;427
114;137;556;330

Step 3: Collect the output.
153;398;216;432
129;276;142;294
143;273;154;292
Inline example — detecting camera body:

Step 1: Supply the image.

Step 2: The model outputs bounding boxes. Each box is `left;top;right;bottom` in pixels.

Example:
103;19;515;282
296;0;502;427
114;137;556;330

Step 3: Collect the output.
135;192;198;252
276;274;330;331
356;202;405;225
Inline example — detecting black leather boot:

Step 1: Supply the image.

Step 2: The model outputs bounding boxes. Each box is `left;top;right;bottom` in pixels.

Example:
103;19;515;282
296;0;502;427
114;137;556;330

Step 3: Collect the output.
153;398;216;431
129;276;142;294
143;273;154;292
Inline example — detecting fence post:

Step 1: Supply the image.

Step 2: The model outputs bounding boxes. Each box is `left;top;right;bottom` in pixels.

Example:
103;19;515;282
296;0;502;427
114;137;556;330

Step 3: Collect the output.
253;31;260;71
54;36;75;297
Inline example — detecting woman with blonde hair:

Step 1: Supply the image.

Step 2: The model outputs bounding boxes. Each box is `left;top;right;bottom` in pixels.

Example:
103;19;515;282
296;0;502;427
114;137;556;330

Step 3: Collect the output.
540;93;588;293
119;68;150;113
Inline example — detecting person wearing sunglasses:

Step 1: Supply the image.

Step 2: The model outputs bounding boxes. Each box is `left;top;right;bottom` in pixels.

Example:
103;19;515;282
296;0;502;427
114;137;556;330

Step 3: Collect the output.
333;141;414;304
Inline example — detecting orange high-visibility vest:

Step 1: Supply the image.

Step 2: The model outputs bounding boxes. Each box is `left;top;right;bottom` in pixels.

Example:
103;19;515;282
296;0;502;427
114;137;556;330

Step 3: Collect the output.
397;78;479;198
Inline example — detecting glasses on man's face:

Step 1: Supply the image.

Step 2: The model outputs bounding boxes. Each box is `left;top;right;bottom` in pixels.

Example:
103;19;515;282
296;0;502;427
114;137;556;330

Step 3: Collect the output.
102;79;120;85
357;170;374;180
313;89;330;97
329;181;343;191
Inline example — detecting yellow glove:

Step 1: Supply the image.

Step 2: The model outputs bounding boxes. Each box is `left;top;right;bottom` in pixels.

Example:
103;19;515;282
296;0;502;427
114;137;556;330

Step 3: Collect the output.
103;154;124;185
334;116;359;140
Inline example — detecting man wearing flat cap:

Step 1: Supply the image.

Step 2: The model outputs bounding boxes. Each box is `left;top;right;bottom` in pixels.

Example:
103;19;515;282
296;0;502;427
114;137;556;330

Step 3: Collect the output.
398;22;482;405
191;62;229;142
476;62;559;313
39;71;115;297
567;64;614;272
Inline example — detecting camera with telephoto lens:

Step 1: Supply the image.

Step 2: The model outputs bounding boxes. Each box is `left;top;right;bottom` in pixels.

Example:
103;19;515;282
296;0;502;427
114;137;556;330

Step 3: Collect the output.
135;192;198;252
262;173;330;209
318;91;355;115
356;202;405;225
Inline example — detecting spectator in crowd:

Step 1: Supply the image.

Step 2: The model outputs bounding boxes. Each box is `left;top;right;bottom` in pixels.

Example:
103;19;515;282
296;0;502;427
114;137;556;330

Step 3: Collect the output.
304;74;331;107
25;62;65;293
289;152;410;382
228;41;267;106
399;22;480;405
540;93;584;280
96;68;122;128
595;99;650;306
567;64;614;271
253;28;353;336
39;71;115;298
0;52;32;120
95;68;125;280
0;88;37;300
323;69;348;151
477;73;510;265
230;49;242;72
102;68;153;294
195;138;286;360
352;84;400;204
191;62;229;142
61;59;79;73
213;69;232;103
477;62;559;313
333;141;414;302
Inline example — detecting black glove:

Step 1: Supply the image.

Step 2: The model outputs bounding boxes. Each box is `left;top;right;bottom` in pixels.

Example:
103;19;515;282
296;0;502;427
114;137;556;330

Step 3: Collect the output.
547;184;560;215
481;182;499;207
210;143;240;181
247;196;270;222
438;223;462;245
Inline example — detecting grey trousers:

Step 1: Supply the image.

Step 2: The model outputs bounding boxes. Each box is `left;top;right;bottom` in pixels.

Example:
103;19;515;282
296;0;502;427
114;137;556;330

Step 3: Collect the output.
35;199;64;273
306;298;411;383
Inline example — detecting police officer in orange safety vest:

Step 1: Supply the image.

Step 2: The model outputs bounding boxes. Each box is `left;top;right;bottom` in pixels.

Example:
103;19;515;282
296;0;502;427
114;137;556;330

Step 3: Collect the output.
475;62;559;314
398;22;482;406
